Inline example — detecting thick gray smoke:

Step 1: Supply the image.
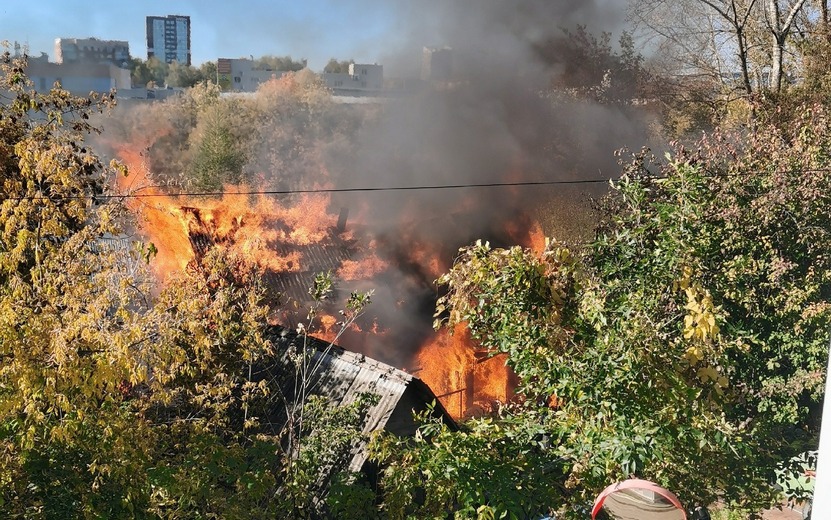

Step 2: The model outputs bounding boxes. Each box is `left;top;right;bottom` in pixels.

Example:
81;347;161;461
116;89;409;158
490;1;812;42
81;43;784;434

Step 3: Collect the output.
320;0;653;363
99;0;653;366
331;0;643;226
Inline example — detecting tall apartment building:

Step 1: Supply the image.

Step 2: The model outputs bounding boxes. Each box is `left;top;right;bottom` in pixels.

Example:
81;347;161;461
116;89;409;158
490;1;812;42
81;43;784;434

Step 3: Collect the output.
54;38;131;67
146;15;191;65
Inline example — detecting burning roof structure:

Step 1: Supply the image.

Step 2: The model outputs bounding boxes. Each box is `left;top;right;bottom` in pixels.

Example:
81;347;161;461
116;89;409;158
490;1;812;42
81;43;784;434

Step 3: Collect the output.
170;198;521;422
111;142;523;422
119;184;521;420
180;202;357;305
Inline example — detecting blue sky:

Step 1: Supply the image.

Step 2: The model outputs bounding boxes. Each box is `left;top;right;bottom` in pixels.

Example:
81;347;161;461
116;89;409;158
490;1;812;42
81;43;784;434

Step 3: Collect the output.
0;0;407;70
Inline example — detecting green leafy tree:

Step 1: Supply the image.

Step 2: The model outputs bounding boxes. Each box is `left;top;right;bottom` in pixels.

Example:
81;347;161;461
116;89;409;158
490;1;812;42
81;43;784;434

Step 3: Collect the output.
255;55;308;72
0;47;157;517
0;51;379;519
198;60;218;84
376;105;831;517
129;56;168;88
246;71;343;190
186;101;248;190
537;26;646;105
106;68;355;192
166;60;202;88
142;253;376;519
371;406;567;519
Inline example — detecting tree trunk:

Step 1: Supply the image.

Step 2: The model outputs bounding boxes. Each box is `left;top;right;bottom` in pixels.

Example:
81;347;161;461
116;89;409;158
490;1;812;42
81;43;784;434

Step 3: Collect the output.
736;27;754;95
766;0;809;92
771;34;785;91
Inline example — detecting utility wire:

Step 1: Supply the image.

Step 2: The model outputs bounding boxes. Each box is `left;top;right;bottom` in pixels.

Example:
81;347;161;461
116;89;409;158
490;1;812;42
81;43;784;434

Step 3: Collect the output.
0;178;614;202
3;165;830;202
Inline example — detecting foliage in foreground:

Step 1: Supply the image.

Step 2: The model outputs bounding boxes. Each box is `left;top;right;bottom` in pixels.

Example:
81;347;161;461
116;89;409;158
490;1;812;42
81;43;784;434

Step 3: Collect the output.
371;405;567;520
373;106;830;518
0;51;373;519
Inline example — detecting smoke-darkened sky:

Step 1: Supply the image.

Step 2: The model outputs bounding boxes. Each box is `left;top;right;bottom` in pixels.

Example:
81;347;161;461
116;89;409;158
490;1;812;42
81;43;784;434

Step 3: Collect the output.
2;0;627;72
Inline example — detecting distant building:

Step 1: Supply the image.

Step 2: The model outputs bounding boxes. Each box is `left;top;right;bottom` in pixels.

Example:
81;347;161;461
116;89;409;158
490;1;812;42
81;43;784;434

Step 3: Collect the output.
321;63;383;96
25;61;131;95
146;15;191;65
216;58;287;92
54;38;131;68
117;87;182;102
421;46;452;81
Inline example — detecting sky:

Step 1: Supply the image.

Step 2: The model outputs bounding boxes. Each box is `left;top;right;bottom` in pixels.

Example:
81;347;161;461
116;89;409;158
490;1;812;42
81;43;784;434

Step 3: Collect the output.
0;0;628;74
0;0;409;71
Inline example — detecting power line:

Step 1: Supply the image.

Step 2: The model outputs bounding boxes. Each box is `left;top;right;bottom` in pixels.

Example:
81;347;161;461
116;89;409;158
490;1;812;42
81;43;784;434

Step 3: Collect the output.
0;178;613;202
3;165;830;202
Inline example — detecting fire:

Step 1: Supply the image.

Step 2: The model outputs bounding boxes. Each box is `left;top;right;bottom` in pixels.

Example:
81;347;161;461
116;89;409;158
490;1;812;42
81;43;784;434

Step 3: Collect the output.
112;145;196;277
177;191;337;273
415;323;517;419
314;314;340;344
109;137;539;421
404;236;449;281
337;256;388;281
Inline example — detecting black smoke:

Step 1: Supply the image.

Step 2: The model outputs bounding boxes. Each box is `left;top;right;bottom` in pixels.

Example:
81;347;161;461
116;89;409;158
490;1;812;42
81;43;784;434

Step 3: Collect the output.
316;0;654;365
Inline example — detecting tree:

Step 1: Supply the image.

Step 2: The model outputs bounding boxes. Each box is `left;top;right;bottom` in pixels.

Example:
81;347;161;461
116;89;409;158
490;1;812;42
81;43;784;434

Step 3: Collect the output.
0;50;376;518
198;60;218;84
765;0;810;90
140;253;376;519
375;105;831;517
0;47;158;516
186;100;249;190
129;56;169;88
323;58;353;73
245;71;343;190
166;60;203;88
107;67;355;192
371;406;567;519
535;26;646;105
630;0;811;95
255;55;308;72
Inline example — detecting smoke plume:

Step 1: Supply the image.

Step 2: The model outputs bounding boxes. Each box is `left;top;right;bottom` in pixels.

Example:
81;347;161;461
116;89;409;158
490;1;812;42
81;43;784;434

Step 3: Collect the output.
100;0;654;369
316;0;651;363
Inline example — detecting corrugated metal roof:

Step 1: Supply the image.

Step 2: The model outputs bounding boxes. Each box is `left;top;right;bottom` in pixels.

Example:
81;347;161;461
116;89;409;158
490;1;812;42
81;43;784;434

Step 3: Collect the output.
268;326;454;473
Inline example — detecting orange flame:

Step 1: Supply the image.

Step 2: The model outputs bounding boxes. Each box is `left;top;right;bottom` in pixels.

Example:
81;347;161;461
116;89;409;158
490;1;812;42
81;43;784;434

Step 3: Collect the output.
110;137;530;420
415;323;516;419
111;146;196;278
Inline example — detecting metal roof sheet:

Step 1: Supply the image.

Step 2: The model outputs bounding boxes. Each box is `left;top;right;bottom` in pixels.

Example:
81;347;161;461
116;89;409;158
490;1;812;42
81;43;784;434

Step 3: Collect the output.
268;326;454;472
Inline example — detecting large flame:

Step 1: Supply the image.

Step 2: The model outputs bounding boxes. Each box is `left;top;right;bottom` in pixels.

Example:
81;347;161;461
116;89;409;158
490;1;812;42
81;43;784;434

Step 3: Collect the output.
415;323;517;418
110;142;535;420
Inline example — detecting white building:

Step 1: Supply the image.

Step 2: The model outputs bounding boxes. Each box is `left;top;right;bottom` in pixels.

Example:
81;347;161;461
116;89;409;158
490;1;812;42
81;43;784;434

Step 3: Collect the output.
321;63;383;95
216;58;287;92
26;61;131;95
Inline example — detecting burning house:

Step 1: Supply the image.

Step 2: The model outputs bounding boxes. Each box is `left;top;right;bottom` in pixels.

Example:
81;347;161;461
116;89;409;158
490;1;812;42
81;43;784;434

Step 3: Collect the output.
166;192;519;420
113;162;520;421
106;0;646;425
177;198;516;418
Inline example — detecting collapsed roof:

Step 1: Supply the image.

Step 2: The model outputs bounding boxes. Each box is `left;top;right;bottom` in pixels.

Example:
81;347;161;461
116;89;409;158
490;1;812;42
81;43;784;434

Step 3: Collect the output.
267;326;456;473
